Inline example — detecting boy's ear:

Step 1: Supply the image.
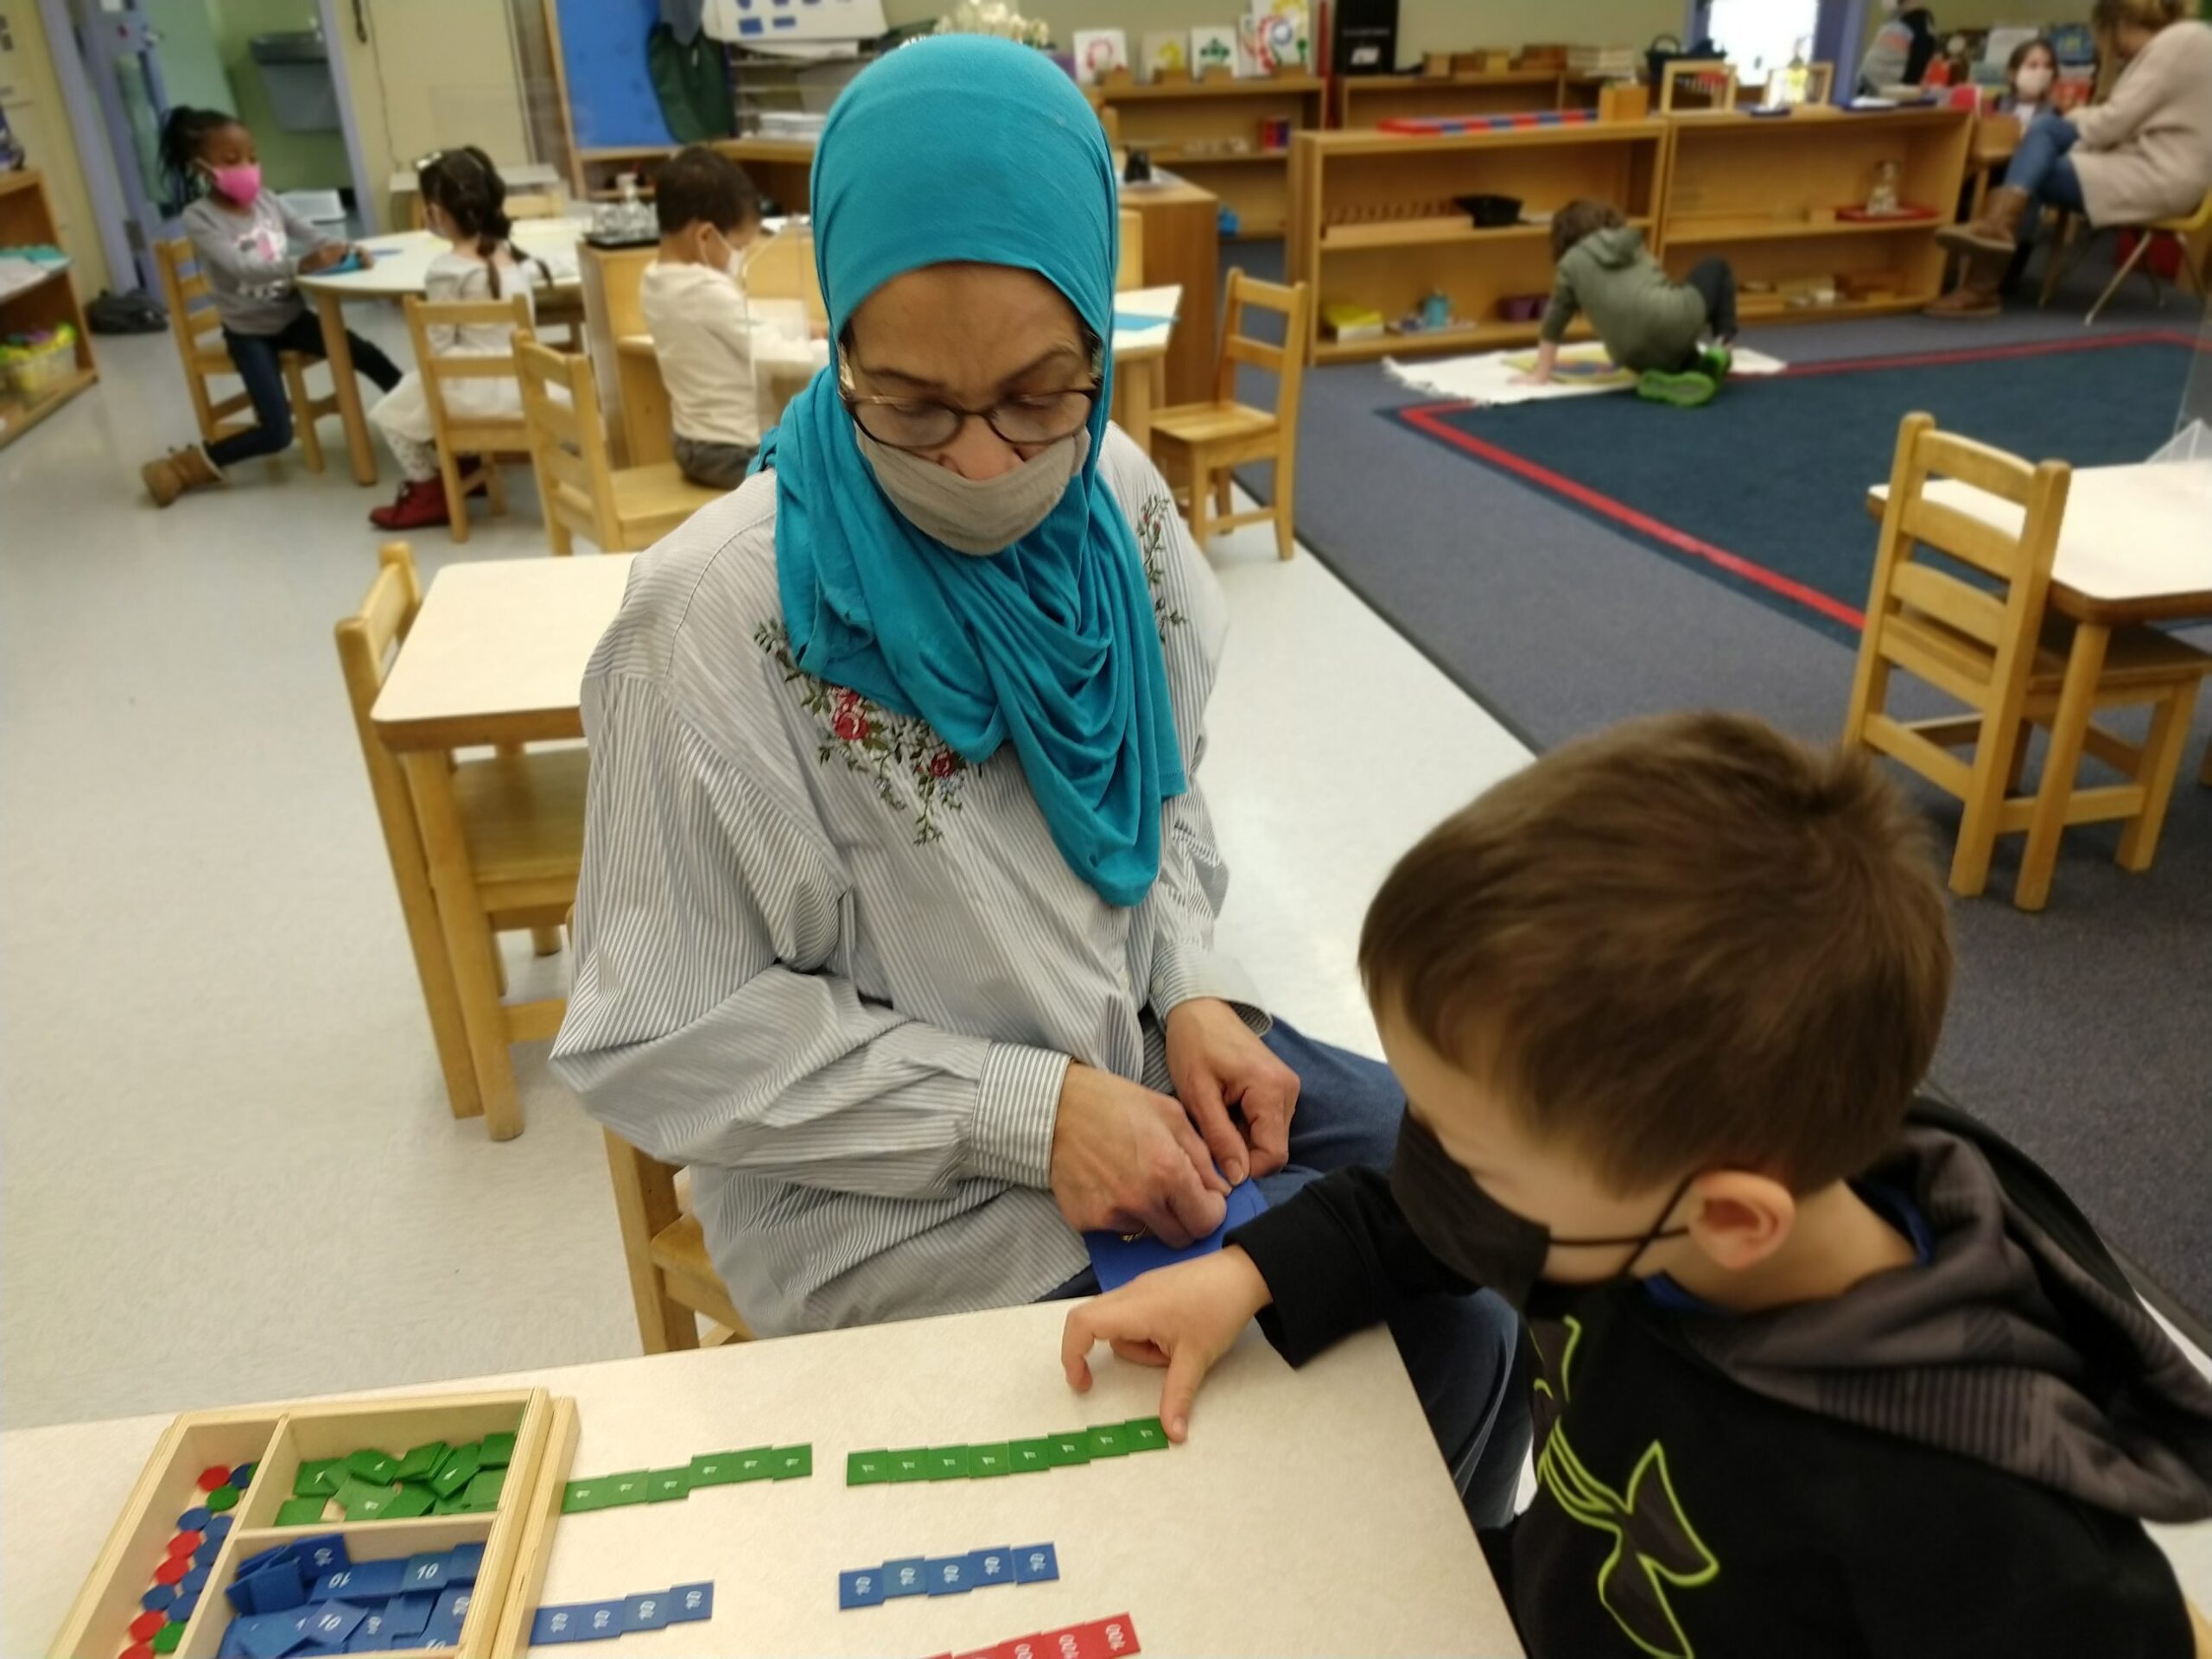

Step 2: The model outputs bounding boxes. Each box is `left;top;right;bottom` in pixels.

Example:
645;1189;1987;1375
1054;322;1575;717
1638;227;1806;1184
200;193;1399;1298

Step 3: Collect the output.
1684;1171;1796;1272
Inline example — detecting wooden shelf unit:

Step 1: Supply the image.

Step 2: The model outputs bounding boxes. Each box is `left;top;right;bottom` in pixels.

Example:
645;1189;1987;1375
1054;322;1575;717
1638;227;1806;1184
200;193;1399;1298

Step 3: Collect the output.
1656;107;1973;316
1289;121;1670;363
1332;68;1575;128
1090;75;1325;239
0;170;98;449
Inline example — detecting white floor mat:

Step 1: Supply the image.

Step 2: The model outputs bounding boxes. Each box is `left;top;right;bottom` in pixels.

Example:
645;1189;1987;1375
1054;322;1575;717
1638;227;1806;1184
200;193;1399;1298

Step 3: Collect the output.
1385;343;1789;406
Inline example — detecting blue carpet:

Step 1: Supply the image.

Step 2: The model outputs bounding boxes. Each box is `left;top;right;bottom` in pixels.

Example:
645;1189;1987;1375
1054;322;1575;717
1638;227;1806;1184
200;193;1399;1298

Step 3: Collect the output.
1392;334;2197;645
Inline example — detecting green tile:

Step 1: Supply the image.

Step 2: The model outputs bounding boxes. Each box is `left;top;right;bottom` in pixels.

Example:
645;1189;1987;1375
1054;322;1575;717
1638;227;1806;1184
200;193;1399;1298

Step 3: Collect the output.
887;1447;930;1484
730;1447;775;1483
924;1446;969;1481
392;1440;448;1482
385;1484;436;1519
1085;1423;1131;1459
275;1496;328;1527
150;1623;182;1656
429;1441;481;1499
1008;1439;1052;1474
345;1481;403;1520
1124;1417;1169;1452
435;1491;470;1515
293;1459;345;1499
967;1442;1013;1478
688;1452;749;1488
346;1448;400;1484
845;1450;891;1485
771;1445;812;1481
645;1468;690;1503
561;1479;612;1513
1043;1432;1091;1467
479;1431;517;1468
464;1468;507;1508
606;1470;652;1507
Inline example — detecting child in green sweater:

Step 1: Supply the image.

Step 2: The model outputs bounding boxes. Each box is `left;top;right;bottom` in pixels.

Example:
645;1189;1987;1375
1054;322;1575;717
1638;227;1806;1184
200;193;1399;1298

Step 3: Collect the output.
1524;200;1738;408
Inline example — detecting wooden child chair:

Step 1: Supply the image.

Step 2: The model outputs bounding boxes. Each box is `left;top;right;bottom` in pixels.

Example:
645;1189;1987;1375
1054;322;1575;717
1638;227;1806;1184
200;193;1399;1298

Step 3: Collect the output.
154;237;335;469
604;1133;752;1353
1843;413;2210;906
1147;268;1312;559
402;294;533;544
2041;189;2212;325
335;542;589;1138
517;340;721;555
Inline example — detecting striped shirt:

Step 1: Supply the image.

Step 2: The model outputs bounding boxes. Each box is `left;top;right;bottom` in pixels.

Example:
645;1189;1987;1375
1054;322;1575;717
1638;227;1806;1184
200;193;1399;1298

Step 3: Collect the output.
550;427;1260;1335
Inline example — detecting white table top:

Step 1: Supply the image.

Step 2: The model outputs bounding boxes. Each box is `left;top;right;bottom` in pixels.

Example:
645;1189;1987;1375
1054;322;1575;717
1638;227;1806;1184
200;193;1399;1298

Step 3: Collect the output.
1870;459;2212;618
370;554;633;747
299;219;590;299
3;1303;1520;1657
389;162;564;198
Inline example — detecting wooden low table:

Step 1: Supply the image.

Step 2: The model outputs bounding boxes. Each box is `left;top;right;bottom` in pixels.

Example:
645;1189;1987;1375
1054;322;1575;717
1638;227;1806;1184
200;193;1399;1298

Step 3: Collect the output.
1868;459;2212;907
9;1303;1523;1657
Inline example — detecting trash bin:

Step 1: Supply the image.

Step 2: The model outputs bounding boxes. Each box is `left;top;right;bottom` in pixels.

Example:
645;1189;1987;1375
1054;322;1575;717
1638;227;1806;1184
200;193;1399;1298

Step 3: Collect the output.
248;31;338;133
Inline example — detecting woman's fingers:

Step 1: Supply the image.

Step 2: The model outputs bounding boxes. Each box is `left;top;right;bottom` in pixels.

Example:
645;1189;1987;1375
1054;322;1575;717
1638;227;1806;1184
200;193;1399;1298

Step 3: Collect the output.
1179;1070;1249;1187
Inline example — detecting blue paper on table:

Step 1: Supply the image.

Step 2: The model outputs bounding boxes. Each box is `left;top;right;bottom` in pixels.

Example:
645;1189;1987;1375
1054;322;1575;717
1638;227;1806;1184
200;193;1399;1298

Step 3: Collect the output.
320;251;363;276
1112;310;1177;331
1084;1179;1267;1291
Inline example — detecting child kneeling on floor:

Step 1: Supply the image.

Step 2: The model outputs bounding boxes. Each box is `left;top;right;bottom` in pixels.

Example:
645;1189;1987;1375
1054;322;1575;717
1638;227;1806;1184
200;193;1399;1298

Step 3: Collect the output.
1524;200;1738;407
1063;711;2212;1658
366;148;544;531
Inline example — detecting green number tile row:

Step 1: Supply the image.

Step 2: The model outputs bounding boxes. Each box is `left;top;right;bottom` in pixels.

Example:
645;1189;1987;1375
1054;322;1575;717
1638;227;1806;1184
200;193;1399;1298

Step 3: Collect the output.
276;1430;516;1527
845;1417;1168;1485
563;1445;812;1513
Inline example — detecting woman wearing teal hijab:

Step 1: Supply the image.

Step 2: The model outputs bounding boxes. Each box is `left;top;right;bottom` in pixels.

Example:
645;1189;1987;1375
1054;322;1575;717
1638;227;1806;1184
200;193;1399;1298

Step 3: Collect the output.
556;35;1524;1526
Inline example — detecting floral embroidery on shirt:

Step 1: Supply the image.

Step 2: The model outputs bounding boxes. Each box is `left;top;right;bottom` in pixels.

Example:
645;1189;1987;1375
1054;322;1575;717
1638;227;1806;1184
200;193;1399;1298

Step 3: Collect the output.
753;621;969;843
1134;493;1187;637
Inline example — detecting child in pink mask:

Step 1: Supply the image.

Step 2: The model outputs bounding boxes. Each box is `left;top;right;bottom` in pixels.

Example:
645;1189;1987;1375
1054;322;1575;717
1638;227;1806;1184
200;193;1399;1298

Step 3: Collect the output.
141;105;402;507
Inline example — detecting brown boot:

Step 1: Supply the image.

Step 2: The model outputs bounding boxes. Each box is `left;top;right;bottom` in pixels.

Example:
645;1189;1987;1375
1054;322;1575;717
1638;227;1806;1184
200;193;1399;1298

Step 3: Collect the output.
1924;251;2005;320
1937;186;2031;257
140;445;226;508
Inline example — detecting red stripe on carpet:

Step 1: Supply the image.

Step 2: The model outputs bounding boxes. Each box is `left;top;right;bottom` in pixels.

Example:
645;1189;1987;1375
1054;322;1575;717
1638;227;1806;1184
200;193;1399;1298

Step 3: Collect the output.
1777;328;2204;378
1395;404;1869;632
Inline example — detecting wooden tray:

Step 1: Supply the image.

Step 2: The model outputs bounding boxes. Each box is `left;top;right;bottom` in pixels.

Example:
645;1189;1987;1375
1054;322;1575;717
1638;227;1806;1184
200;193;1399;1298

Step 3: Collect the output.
48;1389;579;1659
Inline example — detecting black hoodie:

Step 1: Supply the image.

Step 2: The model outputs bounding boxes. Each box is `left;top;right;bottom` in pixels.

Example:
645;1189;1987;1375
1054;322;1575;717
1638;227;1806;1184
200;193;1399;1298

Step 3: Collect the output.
1228;1105;2212;1658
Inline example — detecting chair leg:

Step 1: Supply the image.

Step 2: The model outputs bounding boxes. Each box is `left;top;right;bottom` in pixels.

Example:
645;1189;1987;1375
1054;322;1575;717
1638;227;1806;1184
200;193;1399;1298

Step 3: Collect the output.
1186;460;1213;547
602;1131;700;1355
1948;716;2014;899
484;456;508;518
283;355;325;473
2005;718;2033;796
2114;681;2202;870
2015;621;2110;912
2086;232;2155;326
1214;473;1232;518
1273;445;1297;561
439;445;473;545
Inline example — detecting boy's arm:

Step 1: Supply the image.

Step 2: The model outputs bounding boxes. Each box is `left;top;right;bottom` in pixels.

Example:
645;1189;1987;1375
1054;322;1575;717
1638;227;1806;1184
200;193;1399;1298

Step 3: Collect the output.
1528;276;1577;382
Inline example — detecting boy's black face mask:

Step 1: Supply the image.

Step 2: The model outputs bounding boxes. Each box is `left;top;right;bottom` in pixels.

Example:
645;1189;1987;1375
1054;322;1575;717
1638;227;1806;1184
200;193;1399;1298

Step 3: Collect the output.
1389;1109;1695;1313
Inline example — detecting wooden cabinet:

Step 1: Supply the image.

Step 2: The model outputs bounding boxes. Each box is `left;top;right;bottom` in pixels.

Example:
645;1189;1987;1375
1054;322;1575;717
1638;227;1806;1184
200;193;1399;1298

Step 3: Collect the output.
1090;76;1325;240
1332;69;1573;128
0;170;98;448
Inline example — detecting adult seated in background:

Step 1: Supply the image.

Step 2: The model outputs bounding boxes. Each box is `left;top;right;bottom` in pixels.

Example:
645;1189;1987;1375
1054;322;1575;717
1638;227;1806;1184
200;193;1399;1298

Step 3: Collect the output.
550;36;1529;1525
1933;0;2212;318
1856;6;1942;96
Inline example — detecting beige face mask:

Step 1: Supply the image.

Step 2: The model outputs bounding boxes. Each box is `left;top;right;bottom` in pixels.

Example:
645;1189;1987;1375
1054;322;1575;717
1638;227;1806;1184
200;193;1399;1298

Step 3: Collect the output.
856;426;1090;556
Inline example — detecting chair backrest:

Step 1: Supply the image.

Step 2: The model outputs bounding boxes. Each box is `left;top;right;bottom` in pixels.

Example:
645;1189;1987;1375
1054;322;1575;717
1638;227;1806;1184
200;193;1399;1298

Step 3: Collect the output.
334;542;432;887
1116;208;1145;291
1212;266;1312;424
740;226;827;328
153;237;228;369
1866;411;2071;708
518;338;624;553
404;293;534;449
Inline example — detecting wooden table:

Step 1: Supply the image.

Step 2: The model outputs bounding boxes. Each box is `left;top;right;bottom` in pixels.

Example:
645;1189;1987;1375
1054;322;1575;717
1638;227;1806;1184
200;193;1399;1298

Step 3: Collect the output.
298;219;588;486
1120;177;1219;406
1869;459;2212;908
7;1303;1522;1657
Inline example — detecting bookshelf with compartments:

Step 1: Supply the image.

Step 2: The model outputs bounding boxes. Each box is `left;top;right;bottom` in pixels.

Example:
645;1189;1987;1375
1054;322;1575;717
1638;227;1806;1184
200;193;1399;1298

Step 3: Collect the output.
1090;75;1326;239
1289;121;1671;363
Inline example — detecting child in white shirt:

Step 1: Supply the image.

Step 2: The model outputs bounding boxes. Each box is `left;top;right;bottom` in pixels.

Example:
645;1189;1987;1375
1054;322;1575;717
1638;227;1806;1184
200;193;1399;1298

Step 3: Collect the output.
639;146;817;490
367;147;543;531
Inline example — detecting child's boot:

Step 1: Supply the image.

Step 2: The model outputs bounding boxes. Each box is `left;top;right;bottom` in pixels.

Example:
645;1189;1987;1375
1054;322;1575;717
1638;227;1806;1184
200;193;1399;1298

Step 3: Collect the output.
369;476;452;531
140;445;225;508
1699;342;1734;381
1636;367;1719;408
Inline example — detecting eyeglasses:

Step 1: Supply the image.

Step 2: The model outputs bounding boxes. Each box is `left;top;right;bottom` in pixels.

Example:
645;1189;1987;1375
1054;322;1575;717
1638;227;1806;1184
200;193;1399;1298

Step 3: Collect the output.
840;383;1101;451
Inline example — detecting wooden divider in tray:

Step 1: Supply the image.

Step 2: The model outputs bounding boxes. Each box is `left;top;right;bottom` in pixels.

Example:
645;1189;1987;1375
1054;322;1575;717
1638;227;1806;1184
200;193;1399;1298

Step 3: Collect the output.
49;1389;580;1659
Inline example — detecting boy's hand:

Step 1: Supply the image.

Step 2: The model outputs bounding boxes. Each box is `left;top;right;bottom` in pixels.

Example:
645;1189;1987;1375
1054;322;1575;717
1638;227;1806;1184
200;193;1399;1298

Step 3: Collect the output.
1164;997;1299;1185
1051;1063;1230;1249
1061;1247;1273;1439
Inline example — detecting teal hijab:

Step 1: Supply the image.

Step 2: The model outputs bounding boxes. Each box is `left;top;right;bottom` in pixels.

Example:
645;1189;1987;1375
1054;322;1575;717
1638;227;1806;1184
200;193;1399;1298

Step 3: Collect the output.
756;35;1185;908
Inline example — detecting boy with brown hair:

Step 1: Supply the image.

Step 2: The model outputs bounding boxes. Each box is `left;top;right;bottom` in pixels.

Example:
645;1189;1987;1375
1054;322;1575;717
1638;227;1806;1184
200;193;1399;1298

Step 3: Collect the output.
1525;199;1738;408
1064;712;2212;1657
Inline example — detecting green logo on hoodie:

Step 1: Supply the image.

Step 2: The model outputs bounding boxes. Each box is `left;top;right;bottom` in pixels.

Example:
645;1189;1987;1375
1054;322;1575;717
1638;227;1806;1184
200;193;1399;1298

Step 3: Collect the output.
1533;1317;1720;1659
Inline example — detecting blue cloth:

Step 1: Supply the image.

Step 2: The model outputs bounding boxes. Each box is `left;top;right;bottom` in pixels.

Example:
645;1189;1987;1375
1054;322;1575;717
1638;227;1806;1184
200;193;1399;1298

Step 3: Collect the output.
757;36;1185;907
1043;1021;1530;1529
2002;115;2087;213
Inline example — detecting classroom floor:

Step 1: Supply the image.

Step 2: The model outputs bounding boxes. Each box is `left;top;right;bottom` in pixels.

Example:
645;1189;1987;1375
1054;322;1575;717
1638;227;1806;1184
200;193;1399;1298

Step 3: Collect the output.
3;305;2207;1608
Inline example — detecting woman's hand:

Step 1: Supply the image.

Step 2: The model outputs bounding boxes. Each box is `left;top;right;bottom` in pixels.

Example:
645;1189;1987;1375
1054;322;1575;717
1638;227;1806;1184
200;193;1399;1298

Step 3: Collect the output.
1050;1063;1230;1249
1164;998;1300;1186
1060;1247;1273;1440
